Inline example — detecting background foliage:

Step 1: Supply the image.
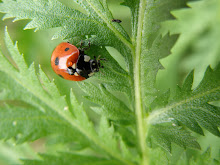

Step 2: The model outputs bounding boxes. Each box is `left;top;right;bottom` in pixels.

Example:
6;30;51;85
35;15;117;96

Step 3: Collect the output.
0;0;219;165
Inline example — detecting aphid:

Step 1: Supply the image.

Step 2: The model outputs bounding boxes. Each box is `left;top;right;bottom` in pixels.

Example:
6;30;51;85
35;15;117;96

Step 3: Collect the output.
111;19;122;23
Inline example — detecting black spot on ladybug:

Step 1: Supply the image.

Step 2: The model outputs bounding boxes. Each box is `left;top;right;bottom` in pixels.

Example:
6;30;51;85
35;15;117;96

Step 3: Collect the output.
65;47;70;51
55;57;59;65
58;74;64;78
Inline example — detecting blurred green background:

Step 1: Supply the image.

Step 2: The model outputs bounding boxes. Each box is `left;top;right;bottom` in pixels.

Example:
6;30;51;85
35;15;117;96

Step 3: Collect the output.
0;0;219;164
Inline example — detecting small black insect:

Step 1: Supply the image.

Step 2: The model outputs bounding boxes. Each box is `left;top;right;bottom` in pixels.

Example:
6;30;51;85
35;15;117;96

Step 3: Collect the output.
111;19;122;23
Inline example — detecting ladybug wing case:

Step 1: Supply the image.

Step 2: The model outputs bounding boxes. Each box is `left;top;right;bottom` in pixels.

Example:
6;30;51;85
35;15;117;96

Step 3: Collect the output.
51;42;86;81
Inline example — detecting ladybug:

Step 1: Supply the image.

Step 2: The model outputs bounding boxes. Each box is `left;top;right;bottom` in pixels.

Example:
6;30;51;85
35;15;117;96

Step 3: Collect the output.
51;42;102;81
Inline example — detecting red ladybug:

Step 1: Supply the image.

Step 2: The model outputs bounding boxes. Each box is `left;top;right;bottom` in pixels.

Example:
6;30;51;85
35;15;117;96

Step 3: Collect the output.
51;42;102;81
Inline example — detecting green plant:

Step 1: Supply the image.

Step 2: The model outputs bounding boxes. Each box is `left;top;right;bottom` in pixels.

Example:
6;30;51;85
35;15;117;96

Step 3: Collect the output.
0;0;219;165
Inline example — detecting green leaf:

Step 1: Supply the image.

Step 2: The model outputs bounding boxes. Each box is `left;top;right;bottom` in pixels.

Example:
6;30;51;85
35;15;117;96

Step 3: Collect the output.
189;147;220;165
122;0;139;40
0;28;91;148
0;0;131;50
160;0;220;89
0;140;38;165
139;0;187;105
0;0;136;124
0;28;136;165
79;82;133;122
0;0;219;164
132;0;187;163
148;65;220;152
176;147;220;165
23;152;123;165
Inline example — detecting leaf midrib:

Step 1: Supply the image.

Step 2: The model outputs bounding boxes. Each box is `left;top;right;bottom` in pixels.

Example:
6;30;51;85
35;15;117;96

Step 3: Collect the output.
134;0;148;165
147;86;220;124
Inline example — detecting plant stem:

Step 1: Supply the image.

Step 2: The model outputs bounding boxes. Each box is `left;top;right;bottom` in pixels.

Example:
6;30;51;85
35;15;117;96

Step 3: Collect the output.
134;0;148;165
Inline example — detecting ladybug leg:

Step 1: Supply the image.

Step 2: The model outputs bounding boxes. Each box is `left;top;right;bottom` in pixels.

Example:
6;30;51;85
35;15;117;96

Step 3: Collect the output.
88;41;91;49
67;67;76;75
99;58;107;61
97;55;107;61
80;40;83;48
79;49;85;55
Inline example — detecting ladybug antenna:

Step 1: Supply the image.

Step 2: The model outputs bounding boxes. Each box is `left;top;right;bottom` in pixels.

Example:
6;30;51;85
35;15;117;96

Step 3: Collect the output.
80;40;83;48
97;55;107;62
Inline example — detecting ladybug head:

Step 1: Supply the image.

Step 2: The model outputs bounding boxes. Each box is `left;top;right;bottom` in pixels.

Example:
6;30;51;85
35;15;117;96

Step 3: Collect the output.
90;56;105;72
